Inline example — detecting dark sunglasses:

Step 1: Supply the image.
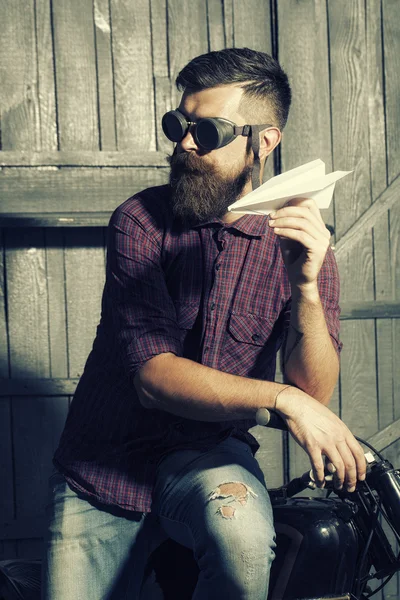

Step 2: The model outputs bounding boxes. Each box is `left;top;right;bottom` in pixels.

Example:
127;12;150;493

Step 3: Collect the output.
162;109;272;151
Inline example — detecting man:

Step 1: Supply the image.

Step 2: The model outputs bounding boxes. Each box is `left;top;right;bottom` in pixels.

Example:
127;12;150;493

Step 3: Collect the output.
43;48;366;599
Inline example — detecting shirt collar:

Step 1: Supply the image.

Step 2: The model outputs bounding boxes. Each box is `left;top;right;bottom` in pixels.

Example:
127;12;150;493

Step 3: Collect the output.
193;213;269;237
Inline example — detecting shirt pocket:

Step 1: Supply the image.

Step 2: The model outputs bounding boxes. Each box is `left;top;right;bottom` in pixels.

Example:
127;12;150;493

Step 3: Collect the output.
228;313;275;346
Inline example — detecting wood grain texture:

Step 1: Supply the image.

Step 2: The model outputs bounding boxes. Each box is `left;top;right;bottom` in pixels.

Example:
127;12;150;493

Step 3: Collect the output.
0;0;40;150
64;229;105;378
328;0;372;238
150;0;174;153
111;0;155;151
232;0;271;52
366;0;387;200
334;174;400;259
278;0;334;227
223;0;234;47
52;0;99;150
232;0;274;184
0;150;168;167
0;229;9;378
5;229;50;379
45;230;68;378
0;399;14;522
0;167;169;214
94;0;117;150
167;0;208;108
250;427;284;488
35;0;58;150
0;378;79;396
13;396;69;518
207;0;225;51
382;0;400;184
339;320;378;439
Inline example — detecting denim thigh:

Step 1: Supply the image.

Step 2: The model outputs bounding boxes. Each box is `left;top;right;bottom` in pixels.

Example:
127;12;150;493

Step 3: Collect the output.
153;437;276;600
41;471;164;600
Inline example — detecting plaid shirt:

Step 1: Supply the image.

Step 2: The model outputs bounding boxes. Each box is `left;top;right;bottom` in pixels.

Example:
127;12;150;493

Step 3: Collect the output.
54;184;342;513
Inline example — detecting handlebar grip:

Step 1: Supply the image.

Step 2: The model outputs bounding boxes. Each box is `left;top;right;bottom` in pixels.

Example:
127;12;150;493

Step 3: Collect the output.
255;408;287;431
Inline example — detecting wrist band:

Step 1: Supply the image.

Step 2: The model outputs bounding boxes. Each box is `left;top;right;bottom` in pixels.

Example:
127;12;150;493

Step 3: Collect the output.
273;384;292;410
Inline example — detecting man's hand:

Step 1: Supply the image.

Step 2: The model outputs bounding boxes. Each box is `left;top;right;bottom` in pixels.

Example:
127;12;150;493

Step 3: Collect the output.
275;386;366;492
268;198;331;289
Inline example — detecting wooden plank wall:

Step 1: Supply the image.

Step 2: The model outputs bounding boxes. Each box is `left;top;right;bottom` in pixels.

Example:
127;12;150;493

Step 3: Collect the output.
0;1;399;596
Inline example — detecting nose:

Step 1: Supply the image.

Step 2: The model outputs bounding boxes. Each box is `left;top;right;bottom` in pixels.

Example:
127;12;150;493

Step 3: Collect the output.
179;126;199;152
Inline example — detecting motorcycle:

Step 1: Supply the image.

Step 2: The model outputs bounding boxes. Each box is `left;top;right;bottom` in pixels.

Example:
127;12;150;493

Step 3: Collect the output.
149;411;400;600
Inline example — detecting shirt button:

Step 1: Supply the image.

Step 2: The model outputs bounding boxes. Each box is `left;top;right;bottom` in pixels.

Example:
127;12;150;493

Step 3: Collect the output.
252;333;260;342
210;302;216;311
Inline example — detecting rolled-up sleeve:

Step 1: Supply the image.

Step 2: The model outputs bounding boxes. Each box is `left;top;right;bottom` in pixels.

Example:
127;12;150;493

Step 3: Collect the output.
105;204;182;377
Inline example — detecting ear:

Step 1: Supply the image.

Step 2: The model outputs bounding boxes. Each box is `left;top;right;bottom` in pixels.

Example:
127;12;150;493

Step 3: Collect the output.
259;127;281;160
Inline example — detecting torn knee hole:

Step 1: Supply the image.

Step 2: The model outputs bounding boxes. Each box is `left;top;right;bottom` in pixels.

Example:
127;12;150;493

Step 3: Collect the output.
218;505;236;519
208;481;257;507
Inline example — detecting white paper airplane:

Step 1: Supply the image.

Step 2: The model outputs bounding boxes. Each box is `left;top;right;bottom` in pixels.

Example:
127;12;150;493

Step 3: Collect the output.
228;159;352;215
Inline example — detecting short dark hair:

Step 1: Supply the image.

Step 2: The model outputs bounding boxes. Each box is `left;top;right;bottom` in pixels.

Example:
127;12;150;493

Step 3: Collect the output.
176;47;291;130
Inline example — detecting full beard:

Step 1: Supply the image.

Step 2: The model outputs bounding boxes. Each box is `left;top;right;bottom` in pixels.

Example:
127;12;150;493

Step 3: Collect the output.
167;151;252;227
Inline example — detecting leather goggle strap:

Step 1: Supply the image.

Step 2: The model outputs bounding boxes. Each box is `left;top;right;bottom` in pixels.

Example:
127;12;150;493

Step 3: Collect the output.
250;125;262;191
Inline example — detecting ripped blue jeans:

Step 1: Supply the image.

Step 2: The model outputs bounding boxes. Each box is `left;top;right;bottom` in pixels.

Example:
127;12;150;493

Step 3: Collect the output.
42;437;276;599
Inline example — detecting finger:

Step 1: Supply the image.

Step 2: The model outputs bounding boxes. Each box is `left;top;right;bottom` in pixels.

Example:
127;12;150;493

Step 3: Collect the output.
271;206;328;235
272;227;327;252
336;441;358;491
269;217;329;243
308;447;325;487
323;448;345;489
284;197;326;227
346;435;367;481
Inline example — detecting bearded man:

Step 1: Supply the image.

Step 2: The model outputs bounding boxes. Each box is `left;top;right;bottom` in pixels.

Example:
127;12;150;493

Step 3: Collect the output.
43;47;366;599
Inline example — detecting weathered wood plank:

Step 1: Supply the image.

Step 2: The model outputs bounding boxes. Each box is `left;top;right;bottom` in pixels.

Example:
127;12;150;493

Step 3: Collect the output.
367;418;400;453
0;167;169;214
382;0;400;184
5;229;50;379
0;378;79;396
45;230;68;378
232;0;271;53
0;213;113;228
233;0;274;184
340;320;378;439
52;0;99;149
0;517;46;540
35;0;58;150
0;399;14;522
339;301;400;320
0;229;9;378
278;0;334;228
111;0;155;151
366;0;387;200
0;0;40;150
13;396;69;519
93;0;117;151
223;0;234;47
0;150;167;167
167;0;208;108
207;0;225;51
251;427;284;489
328;0;372;238
64;229;105;378
334;174;400;261
150;0;174;153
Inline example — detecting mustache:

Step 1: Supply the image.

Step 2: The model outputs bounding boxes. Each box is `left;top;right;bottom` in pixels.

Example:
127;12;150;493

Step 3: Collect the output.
167;151;217;177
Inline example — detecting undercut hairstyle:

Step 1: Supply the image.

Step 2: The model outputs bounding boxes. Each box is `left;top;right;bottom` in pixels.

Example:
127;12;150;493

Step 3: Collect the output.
176;47;292;130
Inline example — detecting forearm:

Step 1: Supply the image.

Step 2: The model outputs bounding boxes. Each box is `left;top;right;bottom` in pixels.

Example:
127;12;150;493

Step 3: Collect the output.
283;283;339;404
134;352;289;421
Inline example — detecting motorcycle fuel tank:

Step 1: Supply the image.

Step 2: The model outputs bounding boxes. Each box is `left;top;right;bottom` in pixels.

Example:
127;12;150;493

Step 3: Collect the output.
268;497;359;600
